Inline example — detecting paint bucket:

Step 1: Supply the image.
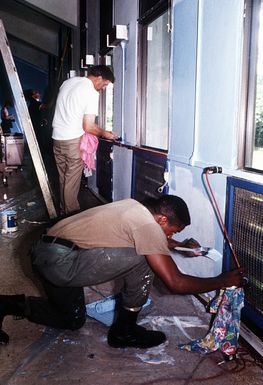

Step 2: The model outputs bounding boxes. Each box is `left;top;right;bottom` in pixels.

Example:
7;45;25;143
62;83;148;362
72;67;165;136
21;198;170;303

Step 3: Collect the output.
1;210;18;233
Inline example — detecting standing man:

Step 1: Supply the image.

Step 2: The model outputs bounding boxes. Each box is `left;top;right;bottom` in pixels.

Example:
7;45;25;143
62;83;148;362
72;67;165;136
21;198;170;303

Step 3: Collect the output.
52;65;118;215
28;90;47;155
0;195;244;348
1;100;15;134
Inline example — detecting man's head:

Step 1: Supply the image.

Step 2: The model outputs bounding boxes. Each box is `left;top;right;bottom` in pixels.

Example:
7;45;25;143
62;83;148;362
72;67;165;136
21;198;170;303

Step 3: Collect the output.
31;90;40;101
4;100;13;108
143;195;191;238
88;65;115;91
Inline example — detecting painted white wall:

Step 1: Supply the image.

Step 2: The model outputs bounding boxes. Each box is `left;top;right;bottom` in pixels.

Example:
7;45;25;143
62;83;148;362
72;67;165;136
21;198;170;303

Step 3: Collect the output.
110;0;263;252
23;0;78;26
167;0;245;251
169;0;199;163
168;161;226;253
112;146;133;201
111;0;138;197
0;9;60;56
192;0;244;170
170;0;244;169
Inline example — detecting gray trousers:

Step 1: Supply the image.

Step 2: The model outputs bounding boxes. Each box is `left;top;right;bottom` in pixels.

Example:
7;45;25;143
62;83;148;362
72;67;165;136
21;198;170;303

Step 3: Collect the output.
28;240;154;330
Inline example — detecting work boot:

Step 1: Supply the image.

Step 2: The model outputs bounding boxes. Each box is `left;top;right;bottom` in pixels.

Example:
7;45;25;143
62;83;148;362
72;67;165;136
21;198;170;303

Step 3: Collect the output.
107;307;166;348
0;294;27;345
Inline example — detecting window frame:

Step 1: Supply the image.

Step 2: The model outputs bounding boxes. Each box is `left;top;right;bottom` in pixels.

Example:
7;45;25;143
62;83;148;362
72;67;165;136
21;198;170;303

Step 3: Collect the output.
98;54;114;131
137;4;171;152
243;0;263;173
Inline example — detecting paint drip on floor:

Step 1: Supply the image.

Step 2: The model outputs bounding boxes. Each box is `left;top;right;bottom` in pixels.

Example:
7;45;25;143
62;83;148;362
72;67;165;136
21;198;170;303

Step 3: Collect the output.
136;342;175;365
135;315;208;365
139;315;207;340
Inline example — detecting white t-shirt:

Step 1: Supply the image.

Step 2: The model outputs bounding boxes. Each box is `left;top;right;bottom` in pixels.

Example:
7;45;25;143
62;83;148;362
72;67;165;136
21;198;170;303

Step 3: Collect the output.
52;77;99;140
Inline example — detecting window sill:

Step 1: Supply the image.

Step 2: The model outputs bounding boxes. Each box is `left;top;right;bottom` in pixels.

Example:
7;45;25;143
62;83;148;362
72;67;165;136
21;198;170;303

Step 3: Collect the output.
99;138;168;158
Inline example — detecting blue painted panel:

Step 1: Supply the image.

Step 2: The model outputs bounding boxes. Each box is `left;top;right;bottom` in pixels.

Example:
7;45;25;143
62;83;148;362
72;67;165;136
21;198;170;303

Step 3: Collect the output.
225;176;263;335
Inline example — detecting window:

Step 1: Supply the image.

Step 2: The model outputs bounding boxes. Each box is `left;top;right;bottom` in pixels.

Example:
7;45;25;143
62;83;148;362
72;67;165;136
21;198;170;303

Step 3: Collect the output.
98;55;114;132
244;0;263;172
139;9;171;151
105;81;113;131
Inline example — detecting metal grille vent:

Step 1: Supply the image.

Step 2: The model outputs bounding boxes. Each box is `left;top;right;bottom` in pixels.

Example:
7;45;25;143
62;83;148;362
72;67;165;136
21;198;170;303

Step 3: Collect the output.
132;151;167;202
231;186;263;317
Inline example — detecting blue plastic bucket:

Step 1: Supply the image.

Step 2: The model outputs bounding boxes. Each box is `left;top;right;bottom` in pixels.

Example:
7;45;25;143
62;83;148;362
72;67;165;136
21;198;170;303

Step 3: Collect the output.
1;210;18;233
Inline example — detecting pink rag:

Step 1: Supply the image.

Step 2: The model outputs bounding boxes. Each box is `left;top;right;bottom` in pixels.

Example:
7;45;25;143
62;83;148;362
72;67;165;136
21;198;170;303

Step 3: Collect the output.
80;132;99;171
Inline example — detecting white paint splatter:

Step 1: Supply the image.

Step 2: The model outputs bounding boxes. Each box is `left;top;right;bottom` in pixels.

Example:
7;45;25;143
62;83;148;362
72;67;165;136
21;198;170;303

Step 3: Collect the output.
139;315;208;340
136;342;175;365
135;315;209;365
139;315;207;328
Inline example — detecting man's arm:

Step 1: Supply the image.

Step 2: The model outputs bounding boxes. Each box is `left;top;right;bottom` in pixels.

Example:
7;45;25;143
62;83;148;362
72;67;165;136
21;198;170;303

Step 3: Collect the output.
168;237;203;256
83;114;119;140
146;253;244;294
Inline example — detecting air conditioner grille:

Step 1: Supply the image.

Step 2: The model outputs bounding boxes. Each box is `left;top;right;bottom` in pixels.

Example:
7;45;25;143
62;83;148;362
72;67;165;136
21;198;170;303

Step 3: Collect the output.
231;187;263;316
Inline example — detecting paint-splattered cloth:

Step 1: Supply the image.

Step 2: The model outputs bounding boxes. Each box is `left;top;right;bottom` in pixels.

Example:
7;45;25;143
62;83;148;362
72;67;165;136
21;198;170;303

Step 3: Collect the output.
80;131;99;172
178;287;244;356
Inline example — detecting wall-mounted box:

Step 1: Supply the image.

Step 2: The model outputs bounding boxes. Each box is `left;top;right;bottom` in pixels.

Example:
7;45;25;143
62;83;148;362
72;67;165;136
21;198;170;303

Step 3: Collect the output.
107;25;128;47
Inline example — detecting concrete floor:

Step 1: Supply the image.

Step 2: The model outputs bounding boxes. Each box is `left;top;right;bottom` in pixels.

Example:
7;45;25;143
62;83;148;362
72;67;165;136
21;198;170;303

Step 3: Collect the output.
0;153;262;385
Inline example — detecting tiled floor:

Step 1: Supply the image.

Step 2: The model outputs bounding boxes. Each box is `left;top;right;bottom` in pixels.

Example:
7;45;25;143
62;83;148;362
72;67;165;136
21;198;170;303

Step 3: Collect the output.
0;153;262;385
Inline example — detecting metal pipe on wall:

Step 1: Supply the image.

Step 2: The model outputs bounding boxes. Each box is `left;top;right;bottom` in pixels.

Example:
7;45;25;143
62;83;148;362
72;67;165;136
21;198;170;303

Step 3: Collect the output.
120;40;127;141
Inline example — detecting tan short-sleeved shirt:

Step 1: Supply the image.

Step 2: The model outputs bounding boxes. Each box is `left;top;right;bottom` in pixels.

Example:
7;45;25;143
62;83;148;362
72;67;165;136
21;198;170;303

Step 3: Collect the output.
48;199;170;256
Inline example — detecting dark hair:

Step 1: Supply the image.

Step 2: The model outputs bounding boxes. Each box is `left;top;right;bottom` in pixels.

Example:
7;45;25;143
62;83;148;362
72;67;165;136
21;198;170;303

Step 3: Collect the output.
4;100;13;107
30;89;39;97
88;65;115;83
143;195;191;226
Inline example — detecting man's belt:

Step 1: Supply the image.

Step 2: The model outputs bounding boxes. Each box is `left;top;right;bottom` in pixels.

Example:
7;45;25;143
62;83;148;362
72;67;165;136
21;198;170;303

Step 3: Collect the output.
42;235;78;250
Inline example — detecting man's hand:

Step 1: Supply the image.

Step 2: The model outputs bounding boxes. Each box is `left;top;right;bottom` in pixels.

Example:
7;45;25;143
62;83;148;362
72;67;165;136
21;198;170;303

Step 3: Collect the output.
167;238;181;249
182;238;200;249
168;237;203;256
220;268;247;288
102;130;119;140
83;114;119;140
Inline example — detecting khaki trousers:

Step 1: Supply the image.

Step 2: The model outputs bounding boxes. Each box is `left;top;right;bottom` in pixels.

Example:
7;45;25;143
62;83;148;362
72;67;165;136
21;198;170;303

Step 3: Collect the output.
53;137;83;215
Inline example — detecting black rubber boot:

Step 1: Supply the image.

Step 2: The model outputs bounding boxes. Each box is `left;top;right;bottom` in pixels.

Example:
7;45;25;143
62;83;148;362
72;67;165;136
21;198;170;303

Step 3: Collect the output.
0;294;27;345
107;307;166;348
